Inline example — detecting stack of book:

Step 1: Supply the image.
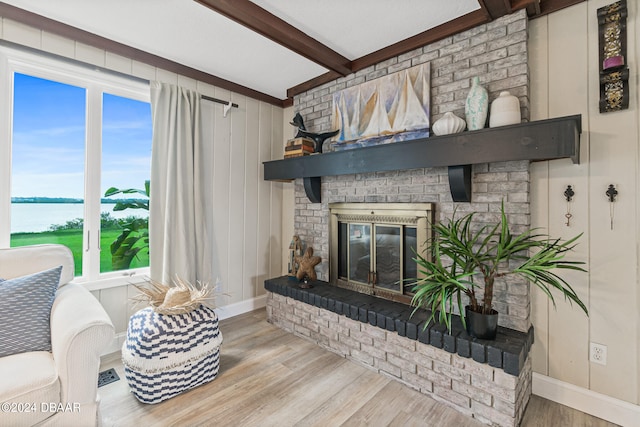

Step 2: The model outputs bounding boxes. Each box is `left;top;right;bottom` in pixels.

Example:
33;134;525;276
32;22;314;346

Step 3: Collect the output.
284;137;315;158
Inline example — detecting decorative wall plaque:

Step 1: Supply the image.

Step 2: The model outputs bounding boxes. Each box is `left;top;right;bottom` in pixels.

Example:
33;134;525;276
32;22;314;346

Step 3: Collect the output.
598;0;629;113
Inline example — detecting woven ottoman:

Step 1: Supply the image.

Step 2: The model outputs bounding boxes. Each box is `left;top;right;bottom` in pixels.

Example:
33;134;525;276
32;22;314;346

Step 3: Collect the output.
122;305;223;404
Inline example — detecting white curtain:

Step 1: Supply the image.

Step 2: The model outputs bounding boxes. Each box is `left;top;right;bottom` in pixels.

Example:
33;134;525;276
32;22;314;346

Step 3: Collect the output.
149;81;212;285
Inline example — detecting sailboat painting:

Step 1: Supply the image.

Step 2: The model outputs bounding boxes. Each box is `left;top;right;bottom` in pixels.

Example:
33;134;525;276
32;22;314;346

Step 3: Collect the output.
331;63;430;151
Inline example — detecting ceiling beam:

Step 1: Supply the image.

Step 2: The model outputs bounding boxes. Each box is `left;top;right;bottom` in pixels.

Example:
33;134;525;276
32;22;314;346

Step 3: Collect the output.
527;2;542;16
288;9;489;99
352;9;488;73
287;1;552;100
0;2;285;106
537;0;586;17
194;0;352;76
479;0;512;19
517;0;542;16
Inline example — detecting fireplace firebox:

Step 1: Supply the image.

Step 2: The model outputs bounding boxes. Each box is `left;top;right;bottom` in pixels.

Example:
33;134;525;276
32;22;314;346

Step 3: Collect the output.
329;203;434;304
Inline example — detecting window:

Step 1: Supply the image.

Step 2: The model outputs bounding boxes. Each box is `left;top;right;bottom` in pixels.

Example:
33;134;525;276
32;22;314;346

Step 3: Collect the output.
0;47;152;284
100;93;151;274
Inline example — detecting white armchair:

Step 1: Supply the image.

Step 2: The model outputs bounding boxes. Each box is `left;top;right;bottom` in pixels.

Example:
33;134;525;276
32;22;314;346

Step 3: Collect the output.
0;244;114;426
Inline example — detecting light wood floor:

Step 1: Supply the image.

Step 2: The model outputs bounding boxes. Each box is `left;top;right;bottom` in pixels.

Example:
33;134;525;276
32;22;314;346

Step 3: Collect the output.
99;309;619;427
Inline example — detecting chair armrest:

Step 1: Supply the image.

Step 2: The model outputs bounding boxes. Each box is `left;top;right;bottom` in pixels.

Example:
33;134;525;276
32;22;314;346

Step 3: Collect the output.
50;284;115;405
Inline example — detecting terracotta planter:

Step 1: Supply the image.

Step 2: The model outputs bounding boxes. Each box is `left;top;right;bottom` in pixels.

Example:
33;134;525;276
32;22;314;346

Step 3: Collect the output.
465;306;498;340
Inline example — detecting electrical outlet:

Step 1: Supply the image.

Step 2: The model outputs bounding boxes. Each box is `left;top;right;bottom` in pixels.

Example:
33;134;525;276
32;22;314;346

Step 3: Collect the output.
590;342;607;365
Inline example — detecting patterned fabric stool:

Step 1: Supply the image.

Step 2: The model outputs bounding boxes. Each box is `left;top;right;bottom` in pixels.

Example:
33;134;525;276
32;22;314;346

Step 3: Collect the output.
121;305;223;404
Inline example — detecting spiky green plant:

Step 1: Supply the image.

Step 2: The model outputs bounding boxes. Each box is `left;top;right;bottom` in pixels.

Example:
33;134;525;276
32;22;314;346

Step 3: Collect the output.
410;202;588;333
104;180;149;270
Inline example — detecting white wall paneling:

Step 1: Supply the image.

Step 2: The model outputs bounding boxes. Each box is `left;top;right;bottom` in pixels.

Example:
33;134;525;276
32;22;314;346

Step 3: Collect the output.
228;90;248;303
242;98;261;302
281;105;295;276
585;0;638;404
545;3;591;390
529;15;551;377
269;107;284;282
256;102;273;298
529;0;640;410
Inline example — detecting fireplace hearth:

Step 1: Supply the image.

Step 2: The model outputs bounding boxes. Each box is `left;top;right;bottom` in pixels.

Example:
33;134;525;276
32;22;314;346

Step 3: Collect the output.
265;276;532;375
265;276;533;427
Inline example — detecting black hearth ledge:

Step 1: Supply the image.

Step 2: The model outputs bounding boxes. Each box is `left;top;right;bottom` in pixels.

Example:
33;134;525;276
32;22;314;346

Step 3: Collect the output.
265;276;534;376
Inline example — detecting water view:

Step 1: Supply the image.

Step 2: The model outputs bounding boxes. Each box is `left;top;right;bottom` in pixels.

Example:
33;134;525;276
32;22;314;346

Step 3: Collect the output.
9;73;152;275
11;203;148;233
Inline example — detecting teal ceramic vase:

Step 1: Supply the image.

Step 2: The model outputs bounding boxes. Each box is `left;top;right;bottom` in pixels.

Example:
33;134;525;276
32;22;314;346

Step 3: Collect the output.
465;76;488;131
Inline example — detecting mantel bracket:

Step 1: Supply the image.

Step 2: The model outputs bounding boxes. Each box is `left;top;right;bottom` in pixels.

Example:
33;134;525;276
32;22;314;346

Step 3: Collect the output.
302;170;471;203
448;165;472;202
303;177;322;203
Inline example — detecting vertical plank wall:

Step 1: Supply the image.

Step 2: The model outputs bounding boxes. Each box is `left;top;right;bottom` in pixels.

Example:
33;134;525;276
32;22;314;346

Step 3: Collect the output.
0;16;285;351
202;88;284;310
529;0;639;405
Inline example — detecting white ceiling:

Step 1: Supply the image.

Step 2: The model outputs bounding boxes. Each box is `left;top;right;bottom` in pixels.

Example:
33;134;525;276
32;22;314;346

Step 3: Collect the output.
4;0;481;100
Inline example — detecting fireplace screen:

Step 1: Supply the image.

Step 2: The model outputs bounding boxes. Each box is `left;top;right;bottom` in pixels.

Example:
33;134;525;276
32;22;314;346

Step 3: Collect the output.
329;203;433;303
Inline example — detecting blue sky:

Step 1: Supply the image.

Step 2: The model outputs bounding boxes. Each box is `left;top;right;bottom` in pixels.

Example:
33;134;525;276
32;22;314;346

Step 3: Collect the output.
11;73;152;199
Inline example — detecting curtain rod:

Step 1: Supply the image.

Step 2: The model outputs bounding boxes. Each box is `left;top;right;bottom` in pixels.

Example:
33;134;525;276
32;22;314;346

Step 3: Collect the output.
0;41;241;110
201;95;238;109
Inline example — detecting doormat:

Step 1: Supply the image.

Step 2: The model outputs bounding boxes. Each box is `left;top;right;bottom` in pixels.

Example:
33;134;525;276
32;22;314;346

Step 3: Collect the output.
98;368;120;387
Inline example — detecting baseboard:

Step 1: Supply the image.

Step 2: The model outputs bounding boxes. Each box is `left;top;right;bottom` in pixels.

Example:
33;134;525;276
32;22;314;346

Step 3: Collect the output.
101;295;267;357
533;372;640;427
102;332;126;356
214;294;267;320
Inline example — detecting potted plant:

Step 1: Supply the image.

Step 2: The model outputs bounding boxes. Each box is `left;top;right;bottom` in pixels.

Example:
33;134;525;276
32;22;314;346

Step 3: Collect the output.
409;202;588;340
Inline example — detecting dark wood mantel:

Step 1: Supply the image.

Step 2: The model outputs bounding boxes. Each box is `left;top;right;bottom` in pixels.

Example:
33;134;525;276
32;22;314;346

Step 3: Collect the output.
263;114;582;203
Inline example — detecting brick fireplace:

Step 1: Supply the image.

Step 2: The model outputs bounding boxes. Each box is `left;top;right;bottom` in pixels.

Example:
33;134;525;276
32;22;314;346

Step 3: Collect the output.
265;278;533;427
291;8;532;334
266;9;535;427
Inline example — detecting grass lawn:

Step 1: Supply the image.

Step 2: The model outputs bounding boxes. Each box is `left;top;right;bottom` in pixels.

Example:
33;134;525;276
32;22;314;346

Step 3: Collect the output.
11;229;149;276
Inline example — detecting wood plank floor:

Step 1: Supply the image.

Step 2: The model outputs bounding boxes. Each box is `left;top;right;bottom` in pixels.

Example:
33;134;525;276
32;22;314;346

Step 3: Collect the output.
99;309;619;427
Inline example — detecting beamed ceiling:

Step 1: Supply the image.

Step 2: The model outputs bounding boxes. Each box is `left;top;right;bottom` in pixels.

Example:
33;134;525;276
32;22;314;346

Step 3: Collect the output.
0;0;585;107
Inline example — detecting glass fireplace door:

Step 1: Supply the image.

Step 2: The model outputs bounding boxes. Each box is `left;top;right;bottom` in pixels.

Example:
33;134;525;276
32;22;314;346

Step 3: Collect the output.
374;225;402;292
337;220;417;295
330;202;433;303
348;223;371;285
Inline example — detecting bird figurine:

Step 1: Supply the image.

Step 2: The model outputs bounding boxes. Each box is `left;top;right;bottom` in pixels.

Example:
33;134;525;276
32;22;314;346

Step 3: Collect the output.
290;113;339;153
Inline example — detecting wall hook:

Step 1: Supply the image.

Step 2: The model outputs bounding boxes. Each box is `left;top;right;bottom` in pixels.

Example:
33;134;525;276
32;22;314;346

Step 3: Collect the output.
606;184;618;230
564;185;575;202
223;100;232;118
564;185;575;227
606;184;618;202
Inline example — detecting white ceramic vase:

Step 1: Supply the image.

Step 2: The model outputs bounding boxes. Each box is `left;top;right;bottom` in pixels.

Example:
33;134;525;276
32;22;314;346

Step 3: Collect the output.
432;112;466;135
489;91;521;128
465;76;488;131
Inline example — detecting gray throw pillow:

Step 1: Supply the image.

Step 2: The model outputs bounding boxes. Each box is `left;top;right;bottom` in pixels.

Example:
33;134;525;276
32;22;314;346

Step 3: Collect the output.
0;266;62;357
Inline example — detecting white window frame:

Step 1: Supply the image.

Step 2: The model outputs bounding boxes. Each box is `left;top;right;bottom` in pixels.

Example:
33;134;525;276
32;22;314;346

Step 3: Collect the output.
0;45;151;290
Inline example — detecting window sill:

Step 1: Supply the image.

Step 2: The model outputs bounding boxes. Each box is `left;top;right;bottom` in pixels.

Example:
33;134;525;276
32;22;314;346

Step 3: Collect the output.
74;268;149;291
